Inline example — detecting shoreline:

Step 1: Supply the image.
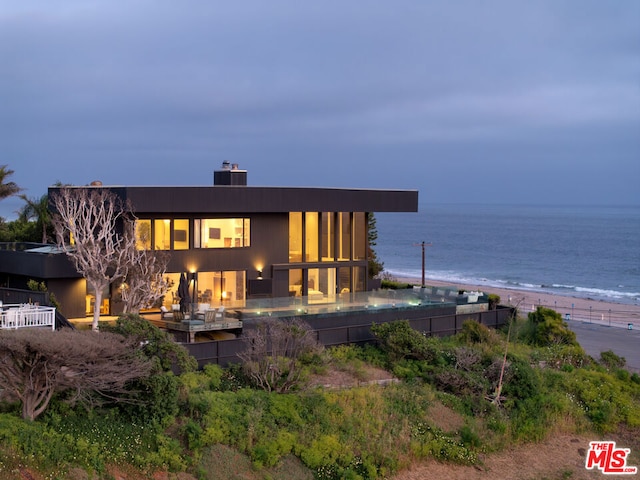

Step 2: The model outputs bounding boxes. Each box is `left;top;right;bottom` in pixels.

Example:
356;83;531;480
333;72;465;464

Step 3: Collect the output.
393;275;640;330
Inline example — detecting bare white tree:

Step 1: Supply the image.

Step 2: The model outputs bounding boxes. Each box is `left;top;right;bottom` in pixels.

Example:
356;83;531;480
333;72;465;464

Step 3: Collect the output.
51;187;129;331
119;221;170;313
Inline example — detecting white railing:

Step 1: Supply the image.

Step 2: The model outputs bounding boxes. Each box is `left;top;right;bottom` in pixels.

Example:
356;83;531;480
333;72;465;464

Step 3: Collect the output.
0;304;56;330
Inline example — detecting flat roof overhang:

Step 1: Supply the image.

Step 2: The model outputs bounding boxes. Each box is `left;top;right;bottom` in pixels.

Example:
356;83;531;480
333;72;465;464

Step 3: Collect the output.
50;186;419;214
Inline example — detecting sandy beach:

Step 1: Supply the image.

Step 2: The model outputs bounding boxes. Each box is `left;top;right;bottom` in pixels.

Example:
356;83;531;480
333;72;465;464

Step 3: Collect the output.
394;276;640;330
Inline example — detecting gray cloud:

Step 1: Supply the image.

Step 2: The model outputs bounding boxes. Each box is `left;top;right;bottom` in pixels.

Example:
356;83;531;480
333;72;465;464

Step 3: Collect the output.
1;0;639;218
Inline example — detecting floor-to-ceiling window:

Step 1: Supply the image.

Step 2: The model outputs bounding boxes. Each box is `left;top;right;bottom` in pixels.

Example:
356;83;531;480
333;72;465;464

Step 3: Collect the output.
338;212;351;261
353;212;366;260
289;212;303;262
308;267;336;304
289;269;303;297
196;270;246;307
321;212;334;261
305;212;319;262
338;266;351;294
288;211;366;299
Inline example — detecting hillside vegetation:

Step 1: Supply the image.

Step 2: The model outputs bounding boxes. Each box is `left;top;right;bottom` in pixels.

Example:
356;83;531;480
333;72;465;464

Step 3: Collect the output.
1;308;639;479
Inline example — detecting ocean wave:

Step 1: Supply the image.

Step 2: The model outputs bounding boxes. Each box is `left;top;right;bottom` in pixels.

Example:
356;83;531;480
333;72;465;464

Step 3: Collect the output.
573;286;640;300
383;268;640;304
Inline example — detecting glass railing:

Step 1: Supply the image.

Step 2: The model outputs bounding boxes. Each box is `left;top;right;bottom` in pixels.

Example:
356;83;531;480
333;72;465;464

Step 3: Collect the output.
0;242;50;252
229;287;467;320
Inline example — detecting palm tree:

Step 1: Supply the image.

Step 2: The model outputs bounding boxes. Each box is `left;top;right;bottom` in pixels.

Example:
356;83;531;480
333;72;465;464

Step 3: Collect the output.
0;165;22;201
18;194;51;243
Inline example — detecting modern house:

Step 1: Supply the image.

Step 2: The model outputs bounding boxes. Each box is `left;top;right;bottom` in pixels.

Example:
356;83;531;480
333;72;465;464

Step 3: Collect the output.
0;162;419;320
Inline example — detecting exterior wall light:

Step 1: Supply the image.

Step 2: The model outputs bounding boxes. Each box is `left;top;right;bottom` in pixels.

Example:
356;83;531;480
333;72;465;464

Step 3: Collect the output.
257;269;263;279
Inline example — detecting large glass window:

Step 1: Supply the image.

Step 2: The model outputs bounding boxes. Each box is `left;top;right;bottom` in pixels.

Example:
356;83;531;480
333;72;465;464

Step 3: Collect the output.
289;212;302;262
308;267;336;304
173;219;189;250
288;269;303;297
338;267;351;295
135;219;152;250
338;212;351;261
305;212;319;262
154;219;171;250
197;270;246;307
161;273;181;308
86;284;110;316
321;212;334;261
353;266;366;292
194;218;250;249
353;212;366;260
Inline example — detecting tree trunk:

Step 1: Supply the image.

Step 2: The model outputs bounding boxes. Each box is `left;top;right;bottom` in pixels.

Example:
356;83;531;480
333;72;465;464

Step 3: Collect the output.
22;386;55;421
93;288;103;331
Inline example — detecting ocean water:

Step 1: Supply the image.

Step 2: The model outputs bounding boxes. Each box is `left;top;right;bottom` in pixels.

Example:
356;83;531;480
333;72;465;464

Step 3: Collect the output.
375;204;640;306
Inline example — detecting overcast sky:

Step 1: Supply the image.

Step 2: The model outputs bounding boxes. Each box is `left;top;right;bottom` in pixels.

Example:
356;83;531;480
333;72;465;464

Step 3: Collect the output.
1;0;639;218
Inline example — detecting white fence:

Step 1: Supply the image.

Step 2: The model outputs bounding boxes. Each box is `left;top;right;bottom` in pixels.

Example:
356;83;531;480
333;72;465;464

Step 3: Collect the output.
0;304;56;330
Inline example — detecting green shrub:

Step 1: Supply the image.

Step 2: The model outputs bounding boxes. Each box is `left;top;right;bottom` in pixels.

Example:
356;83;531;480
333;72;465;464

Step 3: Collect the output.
487;294;501;310
459;425;482;449
357;344;389;368
0;408;181;475
371;320;443;364
526;307;578;347
104;314;197;373
501;355;540;403
539;344;588;369
410;421;478;465
600;350;626;370
564;369;640;432
458;320;499;345
381;279;414;290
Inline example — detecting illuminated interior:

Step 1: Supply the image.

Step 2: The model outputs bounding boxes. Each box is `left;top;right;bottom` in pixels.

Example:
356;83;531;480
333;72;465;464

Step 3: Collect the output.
199;271;246;307
353;212;366;260
85;284;110;316
173;219;189;250
289;212;302;262
308;267;336;304
154;219;171;250
338;212;351;261
136;218;251;250
287;211;367;300
288;269;303;296
194;218;251;249
321;212;334;261
135;219;151;250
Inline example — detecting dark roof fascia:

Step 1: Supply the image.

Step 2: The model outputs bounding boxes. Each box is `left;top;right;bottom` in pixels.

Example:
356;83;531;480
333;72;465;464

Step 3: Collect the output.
51;185;419;214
